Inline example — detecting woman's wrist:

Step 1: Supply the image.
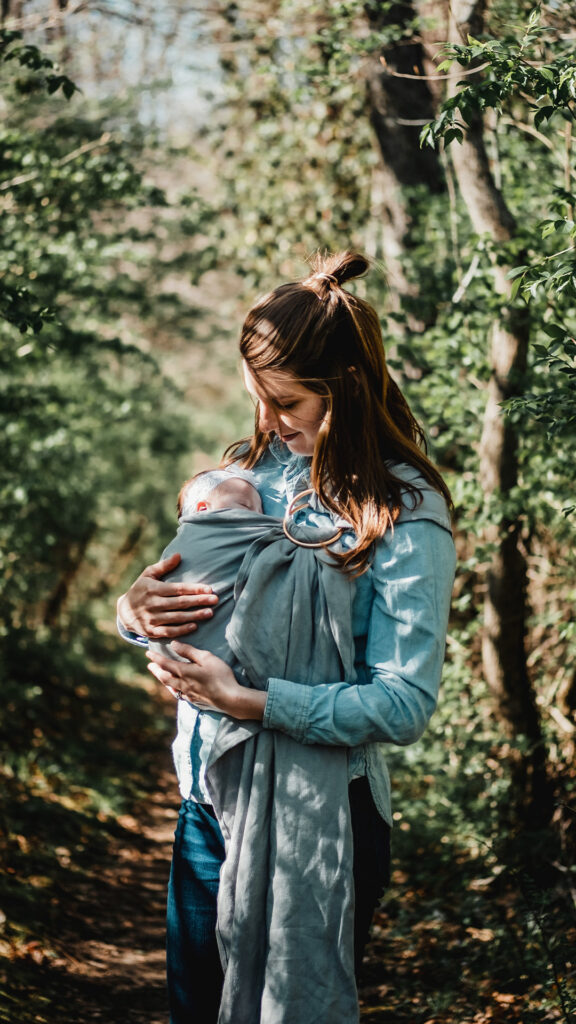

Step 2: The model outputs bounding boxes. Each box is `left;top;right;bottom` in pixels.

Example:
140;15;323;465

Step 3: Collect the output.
227;688;267;722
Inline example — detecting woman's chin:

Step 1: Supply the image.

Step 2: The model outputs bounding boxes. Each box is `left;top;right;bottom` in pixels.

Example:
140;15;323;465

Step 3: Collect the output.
283;438;312;456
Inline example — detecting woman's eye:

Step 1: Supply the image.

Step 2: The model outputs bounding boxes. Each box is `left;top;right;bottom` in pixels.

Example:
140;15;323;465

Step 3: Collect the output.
277;401;297;411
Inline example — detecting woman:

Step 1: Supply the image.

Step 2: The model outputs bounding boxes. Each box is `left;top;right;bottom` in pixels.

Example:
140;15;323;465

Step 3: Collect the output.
118;251;456;1024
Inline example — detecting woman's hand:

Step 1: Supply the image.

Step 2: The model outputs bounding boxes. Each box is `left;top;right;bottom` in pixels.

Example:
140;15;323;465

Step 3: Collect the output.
146;641;267;721
117;553;219;639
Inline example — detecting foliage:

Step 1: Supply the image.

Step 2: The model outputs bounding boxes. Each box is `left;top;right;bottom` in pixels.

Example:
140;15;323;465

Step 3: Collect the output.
421;6;576;444
420;9;576;146
0;27;225;807
196;0;377;290
1;3;576;1022
0;28;234;1013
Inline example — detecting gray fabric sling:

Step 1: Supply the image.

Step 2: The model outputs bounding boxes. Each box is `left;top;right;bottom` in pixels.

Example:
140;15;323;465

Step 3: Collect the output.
150;509;359;1024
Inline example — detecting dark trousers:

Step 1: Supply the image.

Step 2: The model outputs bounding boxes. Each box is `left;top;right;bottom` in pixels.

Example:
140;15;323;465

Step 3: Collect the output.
166;777;390;1024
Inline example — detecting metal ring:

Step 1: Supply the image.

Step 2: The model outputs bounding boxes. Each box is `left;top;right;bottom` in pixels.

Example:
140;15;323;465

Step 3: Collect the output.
176;690;183;701
282;488;343;549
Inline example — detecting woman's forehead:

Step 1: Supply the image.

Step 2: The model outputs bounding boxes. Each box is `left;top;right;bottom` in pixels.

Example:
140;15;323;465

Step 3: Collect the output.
242;362;311;401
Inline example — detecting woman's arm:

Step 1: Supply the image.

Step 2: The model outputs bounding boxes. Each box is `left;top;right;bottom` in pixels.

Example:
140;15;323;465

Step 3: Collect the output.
117;552;219;641
145;519;455;735
262;519;456;747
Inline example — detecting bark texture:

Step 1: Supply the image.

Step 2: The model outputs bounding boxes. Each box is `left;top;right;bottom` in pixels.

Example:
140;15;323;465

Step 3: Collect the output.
364;1;444;324
440;0;552;823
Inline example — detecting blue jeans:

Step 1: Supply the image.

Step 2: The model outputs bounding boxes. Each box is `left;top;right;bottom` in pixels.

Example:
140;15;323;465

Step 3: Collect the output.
167;778;389;1024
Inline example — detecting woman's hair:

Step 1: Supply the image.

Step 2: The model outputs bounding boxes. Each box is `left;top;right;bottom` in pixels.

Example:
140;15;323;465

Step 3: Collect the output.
224;250;452;574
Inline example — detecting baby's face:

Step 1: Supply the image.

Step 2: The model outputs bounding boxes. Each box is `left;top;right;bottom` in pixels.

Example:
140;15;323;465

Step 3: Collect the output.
209;479;262;513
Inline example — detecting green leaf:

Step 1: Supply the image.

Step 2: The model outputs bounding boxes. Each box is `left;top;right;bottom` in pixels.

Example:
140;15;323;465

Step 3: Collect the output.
534;105;555;129
541;322;569;340
444;126;464;146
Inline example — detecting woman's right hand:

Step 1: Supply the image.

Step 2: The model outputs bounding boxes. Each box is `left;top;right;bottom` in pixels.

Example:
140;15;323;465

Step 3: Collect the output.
116;552;219;639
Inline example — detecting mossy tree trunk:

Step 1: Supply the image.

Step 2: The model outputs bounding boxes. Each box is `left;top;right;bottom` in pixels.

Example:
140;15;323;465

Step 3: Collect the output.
438;0;552;824
364;1;444;327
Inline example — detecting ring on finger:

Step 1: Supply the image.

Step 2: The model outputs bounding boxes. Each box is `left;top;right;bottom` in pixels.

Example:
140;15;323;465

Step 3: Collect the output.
177;690;183;700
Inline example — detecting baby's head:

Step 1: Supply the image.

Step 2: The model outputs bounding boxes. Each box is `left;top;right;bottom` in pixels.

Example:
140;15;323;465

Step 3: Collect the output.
177;467;262;518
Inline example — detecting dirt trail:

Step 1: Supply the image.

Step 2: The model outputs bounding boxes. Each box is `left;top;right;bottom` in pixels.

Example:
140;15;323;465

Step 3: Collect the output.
43;755;179;1024
12;688;386;1024
64;772;177;1023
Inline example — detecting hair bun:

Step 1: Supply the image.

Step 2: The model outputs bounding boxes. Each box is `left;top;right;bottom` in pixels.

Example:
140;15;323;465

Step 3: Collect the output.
309;251;370;288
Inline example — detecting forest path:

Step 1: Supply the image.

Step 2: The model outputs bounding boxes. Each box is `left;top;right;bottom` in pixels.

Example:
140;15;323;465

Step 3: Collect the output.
10;682;392;1024
58;761;177;1024
2;677;466;1024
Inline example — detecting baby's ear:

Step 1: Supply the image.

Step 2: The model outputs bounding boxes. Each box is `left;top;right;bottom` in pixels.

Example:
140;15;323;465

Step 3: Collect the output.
197;500;208;512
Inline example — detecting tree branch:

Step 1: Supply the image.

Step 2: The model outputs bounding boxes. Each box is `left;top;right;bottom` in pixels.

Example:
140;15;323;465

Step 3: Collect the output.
0;133;112;192
379;56;489;80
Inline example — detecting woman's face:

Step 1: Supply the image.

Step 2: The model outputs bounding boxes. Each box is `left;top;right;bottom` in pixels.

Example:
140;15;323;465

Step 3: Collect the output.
242;363;327;456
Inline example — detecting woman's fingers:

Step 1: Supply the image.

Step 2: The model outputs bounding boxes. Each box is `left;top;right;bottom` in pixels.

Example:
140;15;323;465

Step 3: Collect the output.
147;658;179;689
145;621;199;638
146;644;205;670
146;646;211;704
141;552;182;578
142;595;218;636
118;572;219;637
148;584;219;608
170;641;205;661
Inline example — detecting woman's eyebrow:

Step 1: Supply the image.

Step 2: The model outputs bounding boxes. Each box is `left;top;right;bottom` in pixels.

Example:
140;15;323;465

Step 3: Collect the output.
253;388;299;404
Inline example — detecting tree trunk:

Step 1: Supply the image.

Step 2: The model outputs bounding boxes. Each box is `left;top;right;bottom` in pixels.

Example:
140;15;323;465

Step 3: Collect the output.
441;0;552;824
364;1;445;328
43;526;96;630
365;2;444;192
1;0;23;22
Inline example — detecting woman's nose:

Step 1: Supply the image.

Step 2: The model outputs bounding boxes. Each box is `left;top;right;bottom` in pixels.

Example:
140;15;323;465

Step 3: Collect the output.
258;400;278;433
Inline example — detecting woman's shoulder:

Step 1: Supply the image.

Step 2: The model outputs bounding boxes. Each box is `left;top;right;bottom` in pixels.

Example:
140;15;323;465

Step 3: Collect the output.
387;461;453;534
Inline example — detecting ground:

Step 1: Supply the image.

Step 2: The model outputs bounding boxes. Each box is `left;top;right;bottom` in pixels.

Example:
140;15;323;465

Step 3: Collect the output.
1;677;573;1024
1;754;175;1024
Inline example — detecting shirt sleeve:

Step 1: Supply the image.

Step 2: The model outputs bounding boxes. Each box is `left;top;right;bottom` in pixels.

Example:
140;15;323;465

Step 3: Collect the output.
262;519;456;747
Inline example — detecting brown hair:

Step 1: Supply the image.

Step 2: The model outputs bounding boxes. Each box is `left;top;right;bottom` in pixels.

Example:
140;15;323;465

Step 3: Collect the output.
224;251;452;574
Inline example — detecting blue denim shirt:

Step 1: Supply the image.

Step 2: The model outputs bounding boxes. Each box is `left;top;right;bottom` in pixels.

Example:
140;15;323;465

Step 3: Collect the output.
120;440;456;825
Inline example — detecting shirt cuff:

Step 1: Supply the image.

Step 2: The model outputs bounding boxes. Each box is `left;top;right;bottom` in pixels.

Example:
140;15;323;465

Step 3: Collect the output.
263;677;312;743
117;614;149;648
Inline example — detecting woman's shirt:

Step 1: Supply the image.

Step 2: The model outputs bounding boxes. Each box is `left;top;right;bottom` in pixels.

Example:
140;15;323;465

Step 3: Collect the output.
120;439;456;825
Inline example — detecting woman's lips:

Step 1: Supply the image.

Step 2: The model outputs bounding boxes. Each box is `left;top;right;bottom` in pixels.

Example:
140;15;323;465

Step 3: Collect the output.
281;432;299;442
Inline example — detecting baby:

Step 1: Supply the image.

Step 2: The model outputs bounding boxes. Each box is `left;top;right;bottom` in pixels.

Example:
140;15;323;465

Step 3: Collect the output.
177;467;263;517
150;464;266;683
149;465;353;804
149;465;269;778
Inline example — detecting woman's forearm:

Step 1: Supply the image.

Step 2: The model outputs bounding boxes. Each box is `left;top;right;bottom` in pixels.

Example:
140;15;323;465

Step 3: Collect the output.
262;521;456;748
228;688;267;721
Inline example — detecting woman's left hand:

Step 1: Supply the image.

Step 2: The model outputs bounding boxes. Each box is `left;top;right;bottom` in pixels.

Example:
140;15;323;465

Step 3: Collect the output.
146;642;267;721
